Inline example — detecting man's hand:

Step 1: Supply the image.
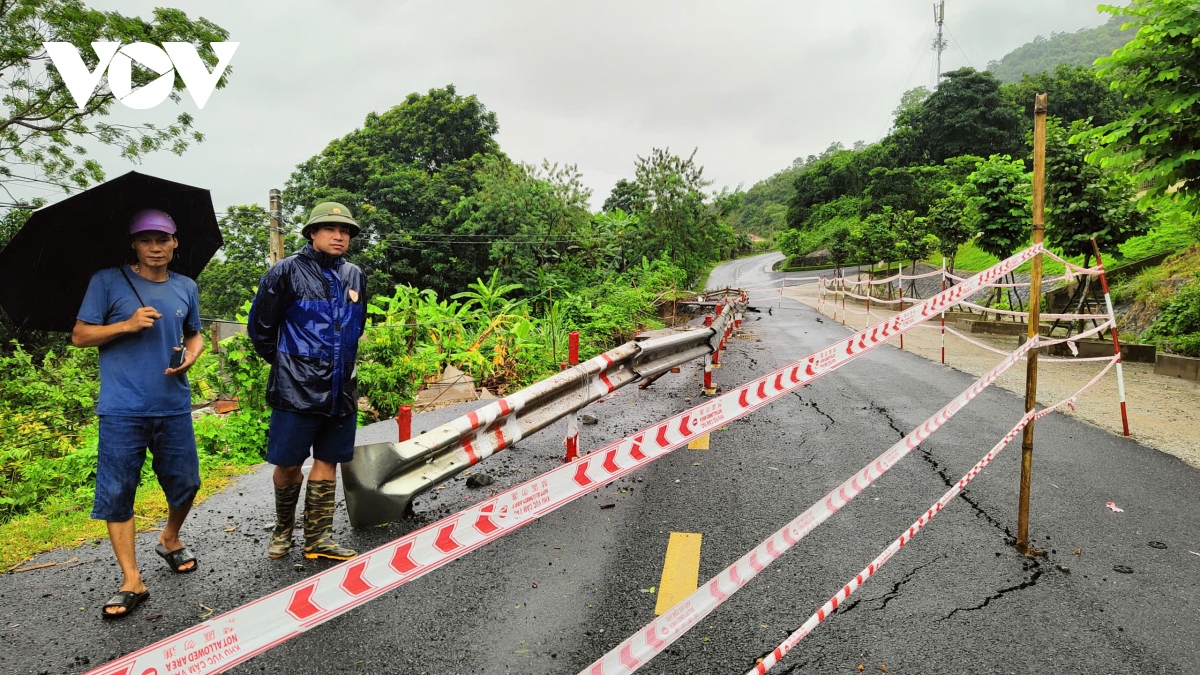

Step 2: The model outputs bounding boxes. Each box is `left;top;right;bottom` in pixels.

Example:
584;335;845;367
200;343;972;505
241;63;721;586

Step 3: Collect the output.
165;330;205;377
164;347;195;376
124;306;161;333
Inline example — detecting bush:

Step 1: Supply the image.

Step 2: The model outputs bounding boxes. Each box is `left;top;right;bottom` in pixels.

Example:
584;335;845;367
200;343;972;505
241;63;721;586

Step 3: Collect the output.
0;344;100;522
353;255;684;417
1143;276;1200;354
1162;333;1200;358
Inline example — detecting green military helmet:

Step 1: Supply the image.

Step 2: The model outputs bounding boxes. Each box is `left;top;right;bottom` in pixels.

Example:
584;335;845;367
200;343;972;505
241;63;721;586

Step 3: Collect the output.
302;202;360;239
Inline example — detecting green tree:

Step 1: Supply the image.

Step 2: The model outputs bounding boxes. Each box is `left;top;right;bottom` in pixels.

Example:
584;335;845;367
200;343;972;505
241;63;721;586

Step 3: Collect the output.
284;85;503;296
857;208;898;269
196;205;302;319
1045;118;1149;263
785;142;891;229
626;147;729;281
965;155;1031;259
895;68;1024;165
1087;1;1200;213
446;157;594;288
602;178;643;214
860;164;950;217
892;208;937;271
924;190;974;273
826;226;854;275
0;0;230;198
1003;65;1134;133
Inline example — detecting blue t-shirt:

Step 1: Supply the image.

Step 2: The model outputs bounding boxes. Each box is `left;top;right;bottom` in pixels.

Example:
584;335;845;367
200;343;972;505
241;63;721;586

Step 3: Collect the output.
77;266;201;416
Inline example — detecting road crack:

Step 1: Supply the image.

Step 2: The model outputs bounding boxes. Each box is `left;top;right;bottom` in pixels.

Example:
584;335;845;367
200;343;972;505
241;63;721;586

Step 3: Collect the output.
870;405;906;439
937;568;1044;622
839;554;947;616
793;392;835;432
916;446;1014;541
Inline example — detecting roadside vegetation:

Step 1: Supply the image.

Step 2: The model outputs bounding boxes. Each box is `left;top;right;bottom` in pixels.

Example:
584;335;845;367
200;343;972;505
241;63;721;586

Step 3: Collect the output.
753;1;1198;355
0;6;749;564
2;0;1198;566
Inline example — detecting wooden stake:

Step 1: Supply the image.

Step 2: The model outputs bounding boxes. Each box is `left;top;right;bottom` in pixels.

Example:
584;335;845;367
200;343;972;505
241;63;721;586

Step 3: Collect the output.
1016;93;1048;557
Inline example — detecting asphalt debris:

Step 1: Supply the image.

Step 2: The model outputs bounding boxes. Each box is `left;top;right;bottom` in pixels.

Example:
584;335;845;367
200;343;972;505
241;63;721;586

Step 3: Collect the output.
466;473;494;489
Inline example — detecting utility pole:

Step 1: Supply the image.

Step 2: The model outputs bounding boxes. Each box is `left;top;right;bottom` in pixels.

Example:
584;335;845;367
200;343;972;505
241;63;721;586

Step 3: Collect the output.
268;188;285;266
932;1;947;88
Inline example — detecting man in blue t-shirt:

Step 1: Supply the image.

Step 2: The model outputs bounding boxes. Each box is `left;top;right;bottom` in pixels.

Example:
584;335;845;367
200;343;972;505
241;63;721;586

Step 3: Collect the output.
73;209;205;620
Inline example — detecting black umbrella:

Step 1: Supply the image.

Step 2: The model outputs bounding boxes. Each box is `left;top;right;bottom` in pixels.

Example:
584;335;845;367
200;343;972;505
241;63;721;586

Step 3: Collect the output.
0;171;223;332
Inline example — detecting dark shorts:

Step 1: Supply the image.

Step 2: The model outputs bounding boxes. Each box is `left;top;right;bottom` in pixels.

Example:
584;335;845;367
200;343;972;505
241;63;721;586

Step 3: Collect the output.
266;409;357;466
92;414;200;522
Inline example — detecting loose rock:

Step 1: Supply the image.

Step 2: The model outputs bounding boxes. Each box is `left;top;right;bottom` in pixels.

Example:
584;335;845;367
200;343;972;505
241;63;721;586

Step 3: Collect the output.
466;473;494;489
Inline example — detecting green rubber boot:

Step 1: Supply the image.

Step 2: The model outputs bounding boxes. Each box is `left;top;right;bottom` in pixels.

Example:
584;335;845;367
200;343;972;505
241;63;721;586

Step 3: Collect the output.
268;483;302;559
303;479;358;561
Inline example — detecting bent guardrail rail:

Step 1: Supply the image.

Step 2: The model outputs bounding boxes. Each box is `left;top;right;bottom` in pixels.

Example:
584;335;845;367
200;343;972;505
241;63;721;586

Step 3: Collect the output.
343;295;747;528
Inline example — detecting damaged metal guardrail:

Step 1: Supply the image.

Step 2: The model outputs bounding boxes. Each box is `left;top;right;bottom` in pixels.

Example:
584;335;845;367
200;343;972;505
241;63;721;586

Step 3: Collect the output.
342;293;747;528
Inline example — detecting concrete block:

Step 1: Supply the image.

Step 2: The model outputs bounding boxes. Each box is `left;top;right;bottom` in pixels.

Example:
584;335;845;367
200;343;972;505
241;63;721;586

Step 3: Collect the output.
1074;340;1155;363
958;319;1030;336
1155;353;1200;381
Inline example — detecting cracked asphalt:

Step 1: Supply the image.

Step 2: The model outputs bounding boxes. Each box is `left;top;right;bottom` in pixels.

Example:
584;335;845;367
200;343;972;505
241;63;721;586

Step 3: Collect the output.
1;251;1198;674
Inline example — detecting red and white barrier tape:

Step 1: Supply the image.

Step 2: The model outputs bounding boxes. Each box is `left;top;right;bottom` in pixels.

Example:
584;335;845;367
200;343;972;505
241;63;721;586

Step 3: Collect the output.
85;246;1040;675
934;321;1115;362
750;358;1118;674
950;300;1106;322
742;278;821;292
581;337;1038;675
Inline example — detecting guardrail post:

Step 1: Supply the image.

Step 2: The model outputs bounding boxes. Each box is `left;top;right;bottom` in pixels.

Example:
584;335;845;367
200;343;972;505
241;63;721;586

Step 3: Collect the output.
703;360;715;395
396;404;412;442
568;331;579;366
563;414;580;462
559;360;580;461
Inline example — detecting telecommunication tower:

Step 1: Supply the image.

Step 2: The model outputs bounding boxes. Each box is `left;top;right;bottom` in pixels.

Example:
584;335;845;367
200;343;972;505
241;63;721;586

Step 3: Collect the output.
932;1;947;87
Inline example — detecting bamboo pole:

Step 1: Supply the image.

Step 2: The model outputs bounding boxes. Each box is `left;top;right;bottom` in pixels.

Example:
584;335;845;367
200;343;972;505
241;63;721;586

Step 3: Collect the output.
1016;93;1048;557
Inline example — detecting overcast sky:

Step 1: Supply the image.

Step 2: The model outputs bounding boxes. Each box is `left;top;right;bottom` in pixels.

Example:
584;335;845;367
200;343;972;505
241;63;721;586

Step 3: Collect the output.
23;1;1118;212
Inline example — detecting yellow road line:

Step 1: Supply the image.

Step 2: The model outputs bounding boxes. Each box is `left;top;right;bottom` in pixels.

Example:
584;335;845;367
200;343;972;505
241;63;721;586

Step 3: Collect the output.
655;532;703;615
687;433;710;450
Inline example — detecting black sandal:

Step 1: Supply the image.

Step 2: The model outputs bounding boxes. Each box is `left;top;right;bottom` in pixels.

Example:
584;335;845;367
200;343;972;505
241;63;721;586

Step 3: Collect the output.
155;543;198;573
101;589;149;620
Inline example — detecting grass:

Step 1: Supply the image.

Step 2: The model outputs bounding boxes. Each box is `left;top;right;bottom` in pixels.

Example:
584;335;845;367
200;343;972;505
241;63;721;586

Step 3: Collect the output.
937;240;1072;275
941;217;1198;275
1;460;260;572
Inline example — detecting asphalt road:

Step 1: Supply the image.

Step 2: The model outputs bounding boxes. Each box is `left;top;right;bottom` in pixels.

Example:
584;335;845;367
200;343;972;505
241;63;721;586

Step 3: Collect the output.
2;252;1198;674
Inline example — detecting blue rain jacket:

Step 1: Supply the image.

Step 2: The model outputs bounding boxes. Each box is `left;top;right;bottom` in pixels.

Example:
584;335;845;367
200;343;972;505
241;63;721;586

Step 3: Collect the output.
248;244;367;416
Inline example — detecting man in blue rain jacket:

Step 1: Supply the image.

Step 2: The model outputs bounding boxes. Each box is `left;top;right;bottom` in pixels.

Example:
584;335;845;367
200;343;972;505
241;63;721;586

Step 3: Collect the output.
248;202;367;561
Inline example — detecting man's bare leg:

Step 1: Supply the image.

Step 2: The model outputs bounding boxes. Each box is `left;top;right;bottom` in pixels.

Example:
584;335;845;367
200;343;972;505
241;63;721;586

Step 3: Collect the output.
309;459;336;481
274;464;304;487
157;499;195;571
105;518;146;616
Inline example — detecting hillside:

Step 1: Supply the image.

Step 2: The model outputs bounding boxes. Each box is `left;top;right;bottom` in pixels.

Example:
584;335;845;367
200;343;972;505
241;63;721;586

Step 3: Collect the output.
986;14;1135;83
725;163;803;237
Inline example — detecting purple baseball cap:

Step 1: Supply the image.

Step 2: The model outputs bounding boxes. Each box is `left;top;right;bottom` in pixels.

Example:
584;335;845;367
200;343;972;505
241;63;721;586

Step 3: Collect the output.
128;209;177;236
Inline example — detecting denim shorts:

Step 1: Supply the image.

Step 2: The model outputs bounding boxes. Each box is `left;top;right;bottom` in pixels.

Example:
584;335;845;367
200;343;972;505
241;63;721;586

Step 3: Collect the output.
266;409;357;467
92;414;200;522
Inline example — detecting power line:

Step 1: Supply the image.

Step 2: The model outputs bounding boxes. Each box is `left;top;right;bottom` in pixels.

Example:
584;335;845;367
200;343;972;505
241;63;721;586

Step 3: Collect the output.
945;5;985;66
945;28;974;68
